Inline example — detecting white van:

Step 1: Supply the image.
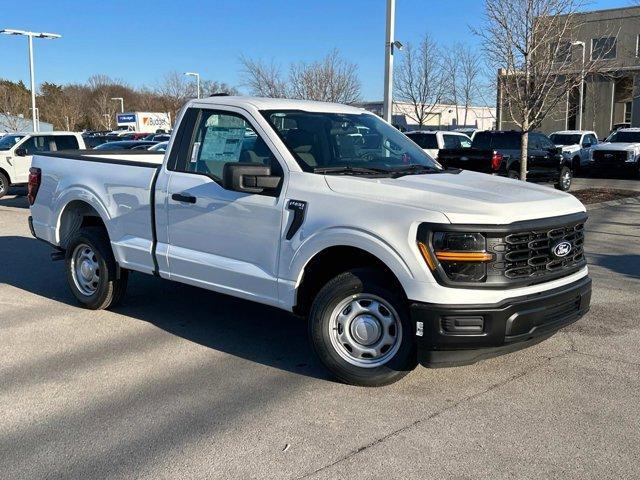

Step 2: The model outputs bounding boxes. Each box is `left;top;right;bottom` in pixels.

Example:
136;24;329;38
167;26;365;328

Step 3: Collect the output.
0;132;85;198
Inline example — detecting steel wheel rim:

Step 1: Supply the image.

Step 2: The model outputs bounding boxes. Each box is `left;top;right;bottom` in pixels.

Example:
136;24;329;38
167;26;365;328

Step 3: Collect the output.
71;243;101;296
0;176;5;195
329;294;402;368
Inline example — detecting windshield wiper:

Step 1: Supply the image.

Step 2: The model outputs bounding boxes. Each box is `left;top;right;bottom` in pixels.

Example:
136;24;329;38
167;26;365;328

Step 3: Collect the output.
388;164;440;177
314;166;392;176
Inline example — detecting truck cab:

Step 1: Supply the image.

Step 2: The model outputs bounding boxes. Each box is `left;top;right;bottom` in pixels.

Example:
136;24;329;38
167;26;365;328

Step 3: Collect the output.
0;131;85;198
404;130;472;160
549;130;598;173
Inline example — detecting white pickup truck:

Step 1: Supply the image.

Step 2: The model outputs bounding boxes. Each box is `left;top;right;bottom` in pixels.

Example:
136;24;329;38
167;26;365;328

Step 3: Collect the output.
28;96;591;386
0;131;85;199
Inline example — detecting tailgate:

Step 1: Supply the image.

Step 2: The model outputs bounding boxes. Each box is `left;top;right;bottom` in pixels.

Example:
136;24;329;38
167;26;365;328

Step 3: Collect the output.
438;148;493;173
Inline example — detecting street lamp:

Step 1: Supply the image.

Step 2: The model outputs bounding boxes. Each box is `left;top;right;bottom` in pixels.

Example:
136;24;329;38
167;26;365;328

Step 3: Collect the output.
184;72;201;99
110;97;124;113
382;0;402;124
571;41;586;131
0;29;61;132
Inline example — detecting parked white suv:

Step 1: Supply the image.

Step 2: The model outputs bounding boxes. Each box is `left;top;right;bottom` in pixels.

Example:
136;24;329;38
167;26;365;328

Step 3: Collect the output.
549;130;598;173
0;131;85;198
404;130;472;160
28;97;591;386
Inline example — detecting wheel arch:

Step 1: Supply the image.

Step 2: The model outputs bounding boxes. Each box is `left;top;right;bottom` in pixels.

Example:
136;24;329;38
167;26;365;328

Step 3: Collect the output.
292;239;413;317
56;198;110;249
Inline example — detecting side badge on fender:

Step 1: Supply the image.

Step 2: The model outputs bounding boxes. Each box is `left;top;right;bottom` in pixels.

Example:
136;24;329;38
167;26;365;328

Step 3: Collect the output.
286;200;307;240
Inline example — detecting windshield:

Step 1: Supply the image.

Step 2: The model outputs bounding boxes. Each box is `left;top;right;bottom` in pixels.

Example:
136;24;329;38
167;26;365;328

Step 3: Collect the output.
550;134;581;145
262;111;441;173
0;134;25;151
606;131;640;143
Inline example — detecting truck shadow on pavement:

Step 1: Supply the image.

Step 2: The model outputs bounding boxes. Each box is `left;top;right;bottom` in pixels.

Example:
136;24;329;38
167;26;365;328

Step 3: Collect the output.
0;188;29;209
0;234;332;382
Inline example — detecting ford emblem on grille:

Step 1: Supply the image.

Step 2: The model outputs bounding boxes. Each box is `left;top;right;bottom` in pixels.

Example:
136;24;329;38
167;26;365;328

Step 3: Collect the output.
552;241;572;258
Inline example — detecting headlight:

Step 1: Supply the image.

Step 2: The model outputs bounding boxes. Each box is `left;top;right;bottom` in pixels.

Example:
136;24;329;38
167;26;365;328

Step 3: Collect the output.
417;232;492;283
627;151;636;162
589;150;594;162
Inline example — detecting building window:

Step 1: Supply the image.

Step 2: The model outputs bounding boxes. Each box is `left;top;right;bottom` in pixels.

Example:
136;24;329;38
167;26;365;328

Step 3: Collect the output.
550;40;572;63
591;37;616;60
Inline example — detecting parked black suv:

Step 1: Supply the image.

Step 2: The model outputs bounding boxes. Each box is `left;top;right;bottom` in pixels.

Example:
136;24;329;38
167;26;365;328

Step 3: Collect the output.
438;131;573;191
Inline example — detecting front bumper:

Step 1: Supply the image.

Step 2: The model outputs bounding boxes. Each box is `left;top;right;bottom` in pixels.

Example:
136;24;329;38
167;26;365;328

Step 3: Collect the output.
411;276;591;367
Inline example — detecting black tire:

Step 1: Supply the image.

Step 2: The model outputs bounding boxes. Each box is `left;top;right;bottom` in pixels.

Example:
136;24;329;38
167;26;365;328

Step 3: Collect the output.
308;268;417;387
65;226;128;310
507;169;520;180
555;166;572;191
0;171;9;199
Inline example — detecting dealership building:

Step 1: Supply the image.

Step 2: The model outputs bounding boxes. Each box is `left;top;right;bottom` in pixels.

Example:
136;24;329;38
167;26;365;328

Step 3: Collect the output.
497;6;640;139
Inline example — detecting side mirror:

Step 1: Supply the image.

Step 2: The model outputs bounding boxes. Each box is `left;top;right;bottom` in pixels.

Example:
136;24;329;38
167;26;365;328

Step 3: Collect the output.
15;147;27;157
222;162;281;194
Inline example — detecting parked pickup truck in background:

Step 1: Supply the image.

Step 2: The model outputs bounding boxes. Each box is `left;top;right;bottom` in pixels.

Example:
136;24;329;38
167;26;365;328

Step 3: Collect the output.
404;130;471;160
0;131;85;199
438;130;574;191
549;130;599;174
589;127;640;177
28;96;591;386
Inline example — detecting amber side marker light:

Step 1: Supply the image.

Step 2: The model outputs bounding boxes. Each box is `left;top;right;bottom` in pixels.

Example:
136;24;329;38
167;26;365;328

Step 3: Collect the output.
417;242;438;270
435;251;493;262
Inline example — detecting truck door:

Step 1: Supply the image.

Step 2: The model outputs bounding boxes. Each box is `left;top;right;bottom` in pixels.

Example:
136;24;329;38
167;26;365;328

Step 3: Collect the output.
163;107;286;306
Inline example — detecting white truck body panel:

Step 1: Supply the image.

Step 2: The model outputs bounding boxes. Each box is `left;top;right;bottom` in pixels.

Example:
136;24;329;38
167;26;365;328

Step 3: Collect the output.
30;97;589;313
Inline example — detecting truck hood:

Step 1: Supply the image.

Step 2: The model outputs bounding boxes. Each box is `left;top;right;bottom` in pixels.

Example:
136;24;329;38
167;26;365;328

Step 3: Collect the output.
325;170;585;224
592;142;640;151
556;144;580;153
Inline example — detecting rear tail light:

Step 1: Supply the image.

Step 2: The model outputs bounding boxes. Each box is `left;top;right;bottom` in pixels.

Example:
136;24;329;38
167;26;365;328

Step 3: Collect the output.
27;167;41;206
491;151;503;171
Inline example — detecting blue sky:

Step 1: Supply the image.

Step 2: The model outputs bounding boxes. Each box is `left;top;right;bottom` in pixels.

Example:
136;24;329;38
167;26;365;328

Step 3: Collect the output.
0;0;632;101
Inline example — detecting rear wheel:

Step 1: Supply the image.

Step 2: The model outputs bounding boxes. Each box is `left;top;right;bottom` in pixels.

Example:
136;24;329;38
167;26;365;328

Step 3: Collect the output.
308;268;416;387
0;172;9;199
555;166;572;191
65;226;128;310
507;169;520;180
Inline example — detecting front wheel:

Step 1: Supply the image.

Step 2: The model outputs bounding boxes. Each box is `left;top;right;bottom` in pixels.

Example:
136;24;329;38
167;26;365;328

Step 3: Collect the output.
308;268;417;387
555;166;572;191
65;226;128;310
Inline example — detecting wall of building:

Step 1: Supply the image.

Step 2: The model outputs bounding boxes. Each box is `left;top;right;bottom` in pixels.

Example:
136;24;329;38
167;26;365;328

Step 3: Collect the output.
0;115;53;133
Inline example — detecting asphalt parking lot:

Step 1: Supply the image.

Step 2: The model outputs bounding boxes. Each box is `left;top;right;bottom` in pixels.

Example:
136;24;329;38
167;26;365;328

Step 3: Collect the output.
1;182;639;480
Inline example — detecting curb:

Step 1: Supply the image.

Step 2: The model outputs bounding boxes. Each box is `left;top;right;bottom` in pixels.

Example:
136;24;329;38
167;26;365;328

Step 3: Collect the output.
585;196;640;211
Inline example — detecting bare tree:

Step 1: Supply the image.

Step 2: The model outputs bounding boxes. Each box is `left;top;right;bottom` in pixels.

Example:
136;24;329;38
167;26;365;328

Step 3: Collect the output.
239;56;289;98
289;49;361;103
477;0;615;180
458;45;483;126
240;49;361;103
0;81;30;131
394;34;449;127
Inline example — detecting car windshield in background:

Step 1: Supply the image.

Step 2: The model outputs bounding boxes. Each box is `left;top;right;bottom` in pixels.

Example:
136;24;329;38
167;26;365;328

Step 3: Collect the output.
0;134;25;150
406;133;439;149
261;111;441;174
607;131;640;143
550;134;581;145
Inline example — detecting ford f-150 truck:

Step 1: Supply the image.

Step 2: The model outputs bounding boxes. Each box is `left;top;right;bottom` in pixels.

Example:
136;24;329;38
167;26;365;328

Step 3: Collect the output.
438;130;574;191
28;96;591;386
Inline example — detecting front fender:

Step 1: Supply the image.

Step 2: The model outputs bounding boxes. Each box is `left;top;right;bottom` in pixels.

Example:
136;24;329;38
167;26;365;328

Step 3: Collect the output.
288;226;417;291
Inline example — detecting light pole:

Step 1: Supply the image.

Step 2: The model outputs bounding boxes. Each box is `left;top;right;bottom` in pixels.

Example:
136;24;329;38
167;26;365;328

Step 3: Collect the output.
571;41;586;131
0;29;61;132
110;97;124;113
184;72;201;99
382;0;402;124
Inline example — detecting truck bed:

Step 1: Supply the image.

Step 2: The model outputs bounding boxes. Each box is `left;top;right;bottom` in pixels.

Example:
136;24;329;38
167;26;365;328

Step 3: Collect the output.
30;150;164;275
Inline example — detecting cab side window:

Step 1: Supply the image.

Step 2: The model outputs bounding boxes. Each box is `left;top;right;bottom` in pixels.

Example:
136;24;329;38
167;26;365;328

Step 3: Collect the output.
442;134;461;149
54;135;80;150
20;136;50;155
180;109;281;182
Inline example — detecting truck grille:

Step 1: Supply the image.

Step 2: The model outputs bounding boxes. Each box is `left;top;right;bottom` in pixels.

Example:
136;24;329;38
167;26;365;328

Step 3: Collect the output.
592;150;627;165
486;221;586;285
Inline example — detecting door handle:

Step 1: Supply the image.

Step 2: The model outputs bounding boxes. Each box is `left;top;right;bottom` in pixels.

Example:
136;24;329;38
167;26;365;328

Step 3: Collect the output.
171;192;196;204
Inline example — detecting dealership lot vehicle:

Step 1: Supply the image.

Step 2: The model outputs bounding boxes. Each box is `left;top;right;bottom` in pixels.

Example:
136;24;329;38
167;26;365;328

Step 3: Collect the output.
550;130;599;173
29;97;591;386
92;140;159;150
404;130;471;160
0;131;85;199
589;127;640;177
439;130;574;191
